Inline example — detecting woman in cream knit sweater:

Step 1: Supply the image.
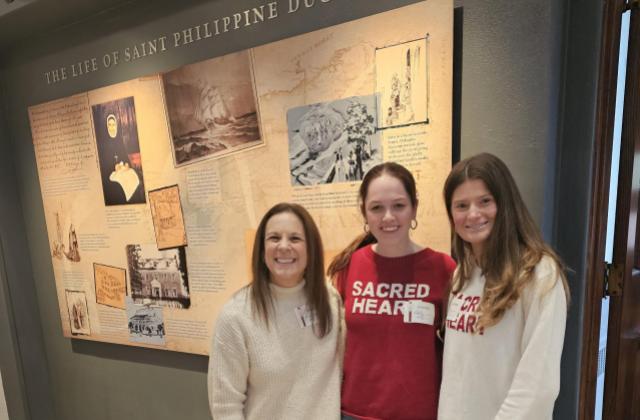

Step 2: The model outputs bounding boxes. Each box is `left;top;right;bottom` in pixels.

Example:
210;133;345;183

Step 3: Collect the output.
208;203;343;420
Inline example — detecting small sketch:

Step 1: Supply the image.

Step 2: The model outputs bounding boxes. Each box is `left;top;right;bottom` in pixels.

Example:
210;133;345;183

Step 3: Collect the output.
126;297;166;346
66;224;80;262
287;95;381;186
126;244;190;308
92;97;146;206
162;50;263;166
376;38;429;128
148;185;188;250
65;290;91;335
50;208;80;262
51;211;65;259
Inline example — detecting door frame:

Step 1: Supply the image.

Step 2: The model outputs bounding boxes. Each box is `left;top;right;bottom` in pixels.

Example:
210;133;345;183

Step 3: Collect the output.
580;0;626;418
602;4;640;418
580;0;637;418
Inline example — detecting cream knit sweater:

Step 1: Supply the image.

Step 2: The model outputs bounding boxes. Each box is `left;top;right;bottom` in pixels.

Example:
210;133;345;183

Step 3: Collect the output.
438;256;567;420
208;281;342;420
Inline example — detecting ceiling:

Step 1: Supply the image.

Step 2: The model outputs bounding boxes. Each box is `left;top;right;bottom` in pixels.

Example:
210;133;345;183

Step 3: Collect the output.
0;0;128;53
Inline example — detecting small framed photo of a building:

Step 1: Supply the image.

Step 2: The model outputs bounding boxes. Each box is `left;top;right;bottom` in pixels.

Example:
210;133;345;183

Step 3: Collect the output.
126;297;166;346
125;244;190;309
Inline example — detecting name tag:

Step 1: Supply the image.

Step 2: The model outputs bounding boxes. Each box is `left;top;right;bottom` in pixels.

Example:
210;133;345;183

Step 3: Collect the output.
294;304;315;328
403;300;435;325
447;298;462;321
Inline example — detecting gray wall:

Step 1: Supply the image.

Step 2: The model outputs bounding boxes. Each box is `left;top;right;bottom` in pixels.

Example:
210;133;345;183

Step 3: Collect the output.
0;0;602;419
0;68;54;419
553;0;603;417
453;0;564;238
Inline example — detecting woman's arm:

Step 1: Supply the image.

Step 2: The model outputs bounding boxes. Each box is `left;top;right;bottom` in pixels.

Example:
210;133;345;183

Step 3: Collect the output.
328;283;346;370
495;260;567;420
207;310;250;420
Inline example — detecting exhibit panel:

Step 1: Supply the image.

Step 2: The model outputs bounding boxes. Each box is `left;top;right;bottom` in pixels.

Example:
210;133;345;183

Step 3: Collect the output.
0;0;603;418
27;0;453;355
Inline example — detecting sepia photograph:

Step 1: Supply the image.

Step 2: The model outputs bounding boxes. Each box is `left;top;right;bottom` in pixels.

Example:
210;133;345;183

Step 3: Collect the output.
376;37;429;129
94;263;127;309
65;290;91;335
162;50;263;166
287;95;382;186
148;185;188;250
49;205;80;263
126;297;166;346
126;244;190;308
91;97;146;206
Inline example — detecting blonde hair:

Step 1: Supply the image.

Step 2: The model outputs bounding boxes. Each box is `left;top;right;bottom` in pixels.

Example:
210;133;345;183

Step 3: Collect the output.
443;153;569;330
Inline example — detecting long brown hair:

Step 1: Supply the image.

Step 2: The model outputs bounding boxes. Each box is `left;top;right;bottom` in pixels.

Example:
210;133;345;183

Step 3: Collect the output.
327;162;418;278
251;202;332;337
443;153;569;330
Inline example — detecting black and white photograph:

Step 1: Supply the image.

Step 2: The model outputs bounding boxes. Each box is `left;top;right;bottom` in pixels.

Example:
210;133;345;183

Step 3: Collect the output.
162;50;263;166
125;297;166;346
376;38;429;129
126;244;190;309
91;97;147;206
65;290;91;336
287;95;382;186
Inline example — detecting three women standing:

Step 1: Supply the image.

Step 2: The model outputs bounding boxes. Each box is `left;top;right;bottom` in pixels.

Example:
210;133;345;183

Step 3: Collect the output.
208;155;568;420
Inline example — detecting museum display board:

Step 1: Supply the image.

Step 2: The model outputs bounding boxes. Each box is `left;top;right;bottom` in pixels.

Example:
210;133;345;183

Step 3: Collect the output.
26;0;453;355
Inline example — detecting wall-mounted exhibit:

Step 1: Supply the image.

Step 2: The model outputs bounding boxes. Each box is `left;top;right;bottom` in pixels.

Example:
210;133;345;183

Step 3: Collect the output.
26;0;453;354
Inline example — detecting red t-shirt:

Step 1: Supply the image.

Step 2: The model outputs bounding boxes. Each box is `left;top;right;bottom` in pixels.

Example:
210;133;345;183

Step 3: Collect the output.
337;245;456;420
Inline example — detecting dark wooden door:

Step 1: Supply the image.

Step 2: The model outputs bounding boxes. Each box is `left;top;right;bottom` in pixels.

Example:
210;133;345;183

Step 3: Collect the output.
603;5;640;419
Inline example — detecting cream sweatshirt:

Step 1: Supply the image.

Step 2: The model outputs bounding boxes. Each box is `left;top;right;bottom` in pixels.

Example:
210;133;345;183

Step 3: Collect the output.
208;281;342;420
438;256;567;420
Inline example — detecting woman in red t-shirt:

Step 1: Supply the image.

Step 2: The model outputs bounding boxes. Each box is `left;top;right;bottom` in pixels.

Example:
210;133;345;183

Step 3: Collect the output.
328;162;456;420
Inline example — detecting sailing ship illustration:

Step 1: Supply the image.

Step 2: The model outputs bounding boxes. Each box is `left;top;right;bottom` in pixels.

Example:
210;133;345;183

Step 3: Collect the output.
194;84;236;150
162;53;263;165
195;85;236;129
